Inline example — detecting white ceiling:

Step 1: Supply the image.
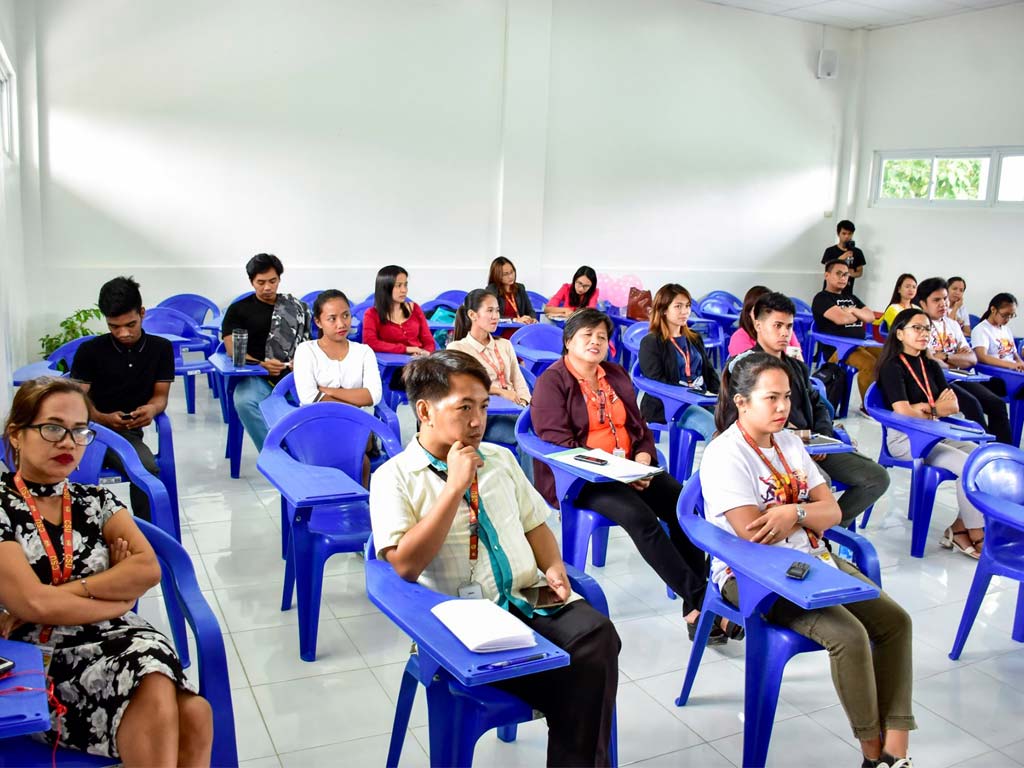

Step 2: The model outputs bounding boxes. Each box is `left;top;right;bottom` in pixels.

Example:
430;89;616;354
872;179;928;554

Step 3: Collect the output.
700;0;1023;29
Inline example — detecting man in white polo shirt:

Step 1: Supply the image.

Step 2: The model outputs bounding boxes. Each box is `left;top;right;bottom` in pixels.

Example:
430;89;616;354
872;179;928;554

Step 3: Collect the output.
370;350;619;767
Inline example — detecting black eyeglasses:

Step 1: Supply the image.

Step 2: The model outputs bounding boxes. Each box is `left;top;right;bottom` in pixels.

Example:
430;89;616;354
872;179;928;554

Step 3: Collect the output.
27;423;96;446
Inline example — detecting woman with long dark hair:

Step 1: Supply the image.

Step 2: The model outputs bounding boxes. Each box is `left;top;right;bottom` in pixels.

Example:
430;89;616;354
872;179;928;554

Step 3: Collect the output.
881;274;917;329
487;257;538;325
361;265;435;358
638;283;719;440
972;292;1024;373
876;307;984;558
702;351;915;768
544;266;599;319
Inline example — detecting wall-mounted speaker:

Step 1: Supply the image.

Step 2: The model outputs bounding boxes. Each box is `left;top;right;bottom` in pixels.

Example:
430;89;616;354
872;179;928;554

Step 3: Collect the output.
817;49;839;79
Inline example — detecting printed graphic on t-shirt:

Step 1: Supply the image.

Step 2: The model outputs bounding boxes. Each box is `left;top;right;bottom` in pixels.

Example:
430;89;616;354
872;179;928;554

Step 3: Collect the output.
757;469;811;508
996;337;1015;360
929;321;961;355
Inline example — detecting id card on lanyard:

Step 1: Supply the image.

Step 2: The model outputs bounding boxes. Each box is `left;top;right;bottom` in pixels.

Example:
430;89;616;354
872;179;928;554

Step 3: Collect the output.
13;473;73;646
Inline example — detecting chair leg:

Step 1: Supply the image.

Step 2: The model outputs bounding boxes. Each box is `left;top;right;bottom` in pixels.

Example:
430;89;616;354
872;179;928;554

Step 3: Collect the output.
281;528;296;611
425;679;479;768
949;560;994;659
742;619;788;768
676;608;716;706
909;464;941;558
289;514;322;662
591;527;610;567
1014;583;1024;644
386;658;421;768
673;429;700;482
858;503;874;529
185;373;197;414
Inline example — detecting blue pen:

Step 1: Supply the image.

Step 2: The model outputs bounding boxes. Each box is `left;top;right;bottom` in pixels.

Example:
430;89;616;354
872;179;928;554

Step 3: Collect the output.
480;653;547;670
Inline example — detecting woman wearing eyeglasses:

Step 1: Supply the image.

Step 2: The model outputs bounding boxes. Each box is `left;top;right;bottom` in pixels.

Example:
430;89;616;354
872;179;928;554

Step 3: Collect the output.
544;266;600;319
876;308;985;559
531;309;740;643
0;378;212;765
971;293;1024;373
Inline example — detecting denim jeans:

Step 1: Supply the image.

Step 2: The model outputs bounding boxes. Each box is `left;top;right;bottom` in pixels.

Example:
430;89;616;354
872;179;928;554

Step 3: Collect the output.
484;415;534;482
677;406;715;441
233;377;274;452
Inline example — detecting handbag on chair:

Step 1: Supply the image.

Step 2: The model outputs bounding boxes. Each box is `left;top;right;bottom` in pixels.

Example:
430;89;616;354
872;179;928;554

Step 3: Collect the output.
626;287;653;321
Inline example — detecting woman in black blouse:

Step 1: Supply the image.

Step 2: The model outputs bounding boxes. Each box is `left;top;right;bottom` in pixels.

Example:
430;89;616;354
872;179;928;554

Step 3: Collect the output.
876;308;984;558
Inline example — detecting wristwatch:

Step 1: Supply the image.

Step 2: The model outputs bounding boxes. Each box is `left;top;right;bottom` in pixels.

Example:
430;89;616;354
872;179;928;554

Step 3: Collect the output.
795;505;807;524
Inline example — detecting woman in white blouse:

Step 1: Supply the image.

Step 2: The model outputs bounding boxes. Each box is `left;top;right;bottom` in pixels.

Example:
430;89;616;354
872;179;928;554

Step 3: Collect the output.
447;289;533;476
972;292;1024;372
701;351;915;768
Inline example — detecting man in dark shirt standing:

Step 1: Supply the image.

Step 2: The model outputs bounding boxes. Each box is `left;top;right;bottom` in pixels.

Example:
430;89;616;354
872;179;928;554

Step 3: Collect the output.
752;292;889;527
71;276;175;520
812;259;882;409
821;219;865;295
221;253;310;452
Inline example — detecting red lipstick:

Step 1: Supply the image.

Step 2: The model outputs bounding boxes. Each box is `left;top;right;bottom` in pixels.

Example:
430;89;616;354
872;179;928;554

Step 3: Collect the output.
54;454;75;465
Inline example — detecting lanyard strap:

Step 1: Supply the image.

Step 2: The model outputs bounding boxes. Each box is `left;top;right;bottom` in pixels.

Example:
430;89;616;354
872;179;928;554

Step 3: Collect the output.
736;424;799;505
479;344;509;389
14;473;73;644
668;337;692;379
504;292;519;318
577;376;622;449
900;353;936;413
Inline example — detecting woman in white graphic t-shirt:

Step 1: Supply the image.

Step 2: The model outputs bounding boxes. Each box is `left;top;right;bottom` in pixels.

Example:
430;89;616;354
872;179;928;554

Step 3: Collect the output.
700;351;915;768
971;292;1024;373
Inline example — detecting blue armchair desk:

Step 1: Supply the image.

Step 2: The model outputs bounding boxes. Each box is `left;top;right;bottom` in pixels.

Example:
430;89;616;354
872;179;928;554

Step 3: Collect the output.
976;364;1024;446
629;370;715;480
209;352;268;478
0;640;49;741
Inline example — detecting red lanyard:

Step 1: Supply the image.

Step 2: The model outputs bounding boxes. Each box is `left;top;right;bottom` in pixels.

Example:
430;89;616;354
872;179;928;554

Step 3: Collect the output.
737;424;799;505
900;353;937;416
14;473;73;644
578;376;623;449
669;337;692;379
479;344;508;389
504;292;519;318
467;475;479;562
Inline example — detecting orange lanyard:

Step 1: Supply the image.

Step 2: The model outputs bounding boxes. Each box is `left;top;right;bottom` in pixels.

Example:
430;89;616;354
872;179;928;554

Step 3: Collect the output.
668;337;692;380
900;353;937;417
14;473;73;643
504;292;519;318
479;343;508;389
467;475;480;562
578;376;623;449
737;424;799;505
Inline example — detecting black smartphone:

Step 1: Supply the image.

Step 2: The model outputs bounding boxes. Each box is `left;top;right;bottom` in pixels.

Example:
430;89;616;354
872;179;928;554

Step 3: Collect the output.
574;455;608;466
522;585;566;609
0;656;15;676
786;561;810;580
119;412;133;421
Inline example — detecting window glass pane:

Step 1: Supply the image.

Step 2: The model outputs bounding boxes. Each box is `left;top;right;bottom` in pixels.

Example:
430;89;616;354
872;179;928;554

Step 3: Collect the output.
998;155;1024;202
933;157;989;201
879;158;931;199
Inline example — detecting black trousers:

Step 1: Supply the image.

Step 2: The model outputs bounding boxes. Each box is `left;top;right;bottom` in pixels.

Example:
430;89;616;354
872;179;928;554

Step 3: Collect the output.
952;380;1011;444
495;601;620;767
102;428;159;521
576;472;709;615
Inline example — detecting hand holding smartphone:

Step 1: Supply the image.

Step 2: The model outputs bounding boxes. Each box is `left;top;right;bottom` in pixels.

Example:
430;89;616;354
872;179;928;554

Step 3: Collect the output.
521;584;567;609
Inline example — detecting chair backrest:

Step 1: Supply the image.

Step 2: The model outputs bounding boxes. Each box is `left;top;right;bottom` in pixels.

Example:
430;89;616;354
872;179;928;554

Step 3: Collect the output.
964;444;1024;506
808;375;836;421
434;289;468;305
142;306;204;341
863;382;886;414
301;290;324;308
789;296;813;315
157;293;221;327
969;314;981;329
527;291;549;313
421;298;460;317
677;472;706;523
260;372;301;428
519;365;537;391
621;322;649;357
697;296;737;317
47;335;95;372
267;402;403;483
510;324;562;354
702;291;742;313
229;290;255;306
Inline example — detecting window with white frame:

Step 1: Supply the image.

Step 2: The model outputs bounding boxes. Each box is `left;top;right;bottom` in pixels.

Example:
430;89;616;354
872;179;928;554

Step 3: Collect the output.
871;147;1023;207
0;44;13;159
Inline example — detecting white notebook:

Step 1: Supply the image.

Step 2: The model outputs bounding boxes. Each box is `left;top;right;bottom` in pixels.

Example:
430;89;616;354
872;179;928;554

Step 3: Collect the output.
548;447;665;483
431;599;537;652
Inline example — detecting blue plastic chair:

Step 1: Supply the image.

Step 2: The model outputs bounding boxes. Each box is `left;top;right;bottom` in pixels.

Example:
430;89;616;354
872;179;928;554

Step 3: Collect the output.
434;289;468;305
949;444;1024;658
12;336;97;385
510;324;562;376
257;403;402;661
0;519;238;768
674;472;880;768
695;296;740;336
299;291;325;338
349;298;375;342
157;292;223;334
142;306;216;415
366;535;618;767
863;383;994;555
527;290;549;314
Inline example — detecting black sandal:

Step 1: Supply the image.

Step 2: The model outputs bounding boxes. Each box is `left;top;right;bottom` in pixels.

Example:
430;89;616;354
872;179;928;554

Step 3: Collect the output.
720;618;745;641
686;616;727;645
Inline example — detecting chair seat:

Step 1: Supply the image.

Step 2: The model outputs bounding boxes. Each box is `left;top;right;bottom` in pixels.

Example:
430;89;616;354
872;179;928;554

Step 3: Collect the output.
308;503;372;541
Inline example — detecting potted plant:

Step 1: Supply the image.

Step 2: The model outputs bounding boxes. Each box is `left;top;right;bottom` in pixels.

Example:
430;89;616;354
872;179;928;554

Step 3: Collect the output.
39;307;104;367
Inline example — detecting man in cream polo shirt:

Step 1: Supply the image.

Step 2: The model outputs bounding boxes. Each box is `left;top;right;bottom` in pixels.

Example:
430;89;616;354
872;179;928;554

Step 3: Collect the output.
370;350;619;767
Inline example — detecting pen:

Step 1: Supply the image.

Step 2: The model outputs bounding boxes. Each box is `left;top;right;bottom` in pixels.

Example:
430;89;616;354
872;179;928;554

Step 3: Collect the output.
480;653;547;670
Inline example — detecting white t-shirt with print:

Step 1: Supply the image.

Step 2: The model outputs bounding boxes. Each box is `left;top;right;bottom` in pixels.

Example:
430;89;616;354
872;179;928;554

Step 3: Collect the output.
971;319;1017;362
699;424;828;589
928;315;969;357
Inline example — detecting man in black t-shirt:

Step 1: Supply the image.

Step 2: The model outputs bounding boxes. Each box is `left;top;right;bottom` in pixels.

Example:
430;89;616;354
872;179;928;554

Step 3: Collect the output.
221;253;310;451
821;219;865;295
812;259;881;409
71;276;175;520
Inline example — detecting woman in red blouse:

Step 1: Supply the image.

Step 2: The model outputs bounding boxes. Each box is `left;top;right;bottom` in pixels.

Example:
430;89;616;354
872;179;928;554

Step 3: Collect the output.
361;265;436;357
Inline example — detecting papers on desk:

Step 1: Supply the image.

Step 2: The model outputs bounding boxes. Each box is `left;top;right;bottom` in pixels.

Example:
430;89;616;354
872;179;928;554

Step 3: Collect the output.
548;448;665;483
431;599;537;652
806;434;843;447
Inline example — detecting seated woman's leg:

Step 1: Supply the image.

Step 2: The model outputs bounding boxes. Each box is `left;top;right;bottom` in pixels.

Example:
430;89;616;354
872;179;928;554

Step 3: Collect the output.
577;474;707;614
116;673;182;766
177;692;213;768
677;405;715;442
495;601;620;767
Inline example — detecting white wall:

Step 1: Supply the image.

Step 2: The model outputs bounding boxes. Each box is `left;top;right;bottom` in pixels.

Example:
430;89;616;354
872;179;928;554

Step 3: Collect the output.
853;3;1024;335
14;0;865;361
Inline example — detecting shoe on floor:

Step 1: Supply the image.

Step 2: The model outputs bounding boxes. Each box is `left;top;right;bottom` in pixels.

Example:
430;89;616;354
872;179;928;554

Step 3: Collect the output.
686;617;727;645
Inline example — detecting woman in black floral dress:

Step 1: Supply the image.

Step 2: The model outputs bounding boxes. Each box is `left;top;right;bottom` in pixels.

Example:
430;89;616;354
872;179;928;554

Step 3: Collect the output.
0;377;212;766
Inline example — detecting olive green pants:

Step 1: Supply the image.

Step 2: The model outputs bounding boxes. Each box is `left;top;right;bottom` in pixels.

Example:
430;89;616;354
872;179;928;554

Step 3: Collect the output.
722;557;916;740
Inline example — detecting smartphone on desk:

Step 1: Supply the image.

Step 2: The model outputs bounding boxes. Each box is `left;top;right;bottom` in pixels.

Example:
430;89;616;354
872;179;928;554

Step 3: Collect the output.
522;584;567;609
0;656;15;676
574;454;608;466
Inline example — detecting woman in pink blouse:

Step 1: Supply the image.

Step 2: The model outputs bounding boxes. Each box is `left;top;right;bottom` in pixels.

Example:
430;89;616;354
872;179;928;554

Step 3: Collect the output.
544;265;600;319
361;265;436;357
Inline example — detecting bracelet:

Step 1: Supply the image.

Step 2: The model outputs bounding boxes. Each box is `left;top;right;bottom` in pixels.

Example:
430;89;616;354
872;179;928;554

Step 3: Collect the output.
80;578;95;599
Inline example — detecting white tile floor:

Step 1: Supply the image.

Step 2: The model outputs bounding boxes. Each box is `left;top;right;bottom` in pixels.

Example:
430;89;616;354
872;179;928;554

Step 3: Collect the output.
128;382;1024;767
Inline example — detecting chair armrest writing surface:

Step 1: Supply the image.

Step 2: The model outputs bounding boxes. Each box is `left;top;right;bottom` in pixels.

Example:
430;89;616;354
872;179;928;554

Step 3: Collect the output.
0;639;49;739
487;396;524;416
514;348;560;365
564;565;609;617
256;452;369;508
374;402;401;442
944;369;991;383
11;361;63;386
208;352;268;376
965;490;1024;529
631;373;716;421
677;516;878;616
259;395;296;430
365;560;568;688
804;439;855;456
822;525;881;585
976;364;1024;391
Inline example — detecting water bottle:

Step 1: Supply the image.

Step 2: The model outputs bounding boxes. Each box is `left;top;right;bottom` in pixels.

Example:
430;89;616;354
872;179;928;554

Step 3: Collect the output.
231;329;248;367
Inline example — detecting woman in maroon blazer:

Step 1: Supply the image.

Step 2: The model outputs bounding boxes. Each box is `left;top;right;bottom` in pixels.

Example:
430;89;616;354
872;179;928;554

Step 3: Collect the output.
531;309;739;643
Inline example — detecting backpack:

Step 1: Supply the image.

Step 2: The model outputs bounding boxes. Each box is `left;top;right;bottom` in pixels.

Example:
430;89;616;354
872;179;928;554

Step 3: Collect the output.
812;362;847;413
